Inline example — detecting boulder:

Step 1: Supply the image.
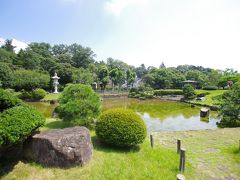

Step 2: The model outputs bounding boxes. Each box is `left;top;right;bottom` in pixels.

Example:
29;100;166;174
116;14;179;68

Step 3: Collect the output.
24;126;92;167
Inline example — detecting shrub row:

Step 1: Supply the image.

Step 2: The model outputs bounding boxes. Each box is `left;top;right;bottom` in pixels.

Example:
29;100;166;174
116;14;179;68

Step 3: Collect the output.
18;88;47;100
153;89;183;96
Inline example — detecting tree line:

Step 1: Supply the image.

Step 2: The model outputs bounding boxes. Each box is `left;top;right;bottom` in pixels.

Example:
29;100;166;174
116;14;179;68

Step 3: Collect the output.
0;39;239;92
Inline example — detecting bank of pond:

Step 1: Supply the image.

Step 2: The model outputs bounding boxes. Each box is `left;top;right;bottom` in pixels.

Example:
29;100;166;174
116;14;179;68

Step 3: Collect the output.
27;97;220;132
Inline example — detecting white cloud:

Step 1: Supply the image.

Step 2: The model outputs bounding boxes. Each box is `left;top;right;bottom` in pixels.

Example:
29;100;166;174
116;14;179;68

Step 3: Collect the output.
104;0;147;15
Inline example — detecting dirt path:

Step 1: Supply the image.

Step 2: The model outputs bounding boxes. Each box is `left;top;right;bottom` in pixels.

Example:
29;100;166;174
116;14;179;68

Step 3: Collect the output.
153;128;240;180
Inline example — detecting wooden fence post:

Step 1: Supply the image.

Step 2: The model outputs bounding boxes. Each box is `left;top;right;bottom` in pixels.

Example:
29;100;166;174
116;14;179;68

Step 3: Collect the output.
150;134;154;148
177;139;181;154
179;148;186;173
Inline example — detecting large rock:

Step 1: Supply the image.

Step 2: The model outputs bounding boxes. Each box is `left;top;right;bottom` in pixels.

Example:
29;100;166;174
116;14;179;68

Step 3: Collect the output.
24;126;92;167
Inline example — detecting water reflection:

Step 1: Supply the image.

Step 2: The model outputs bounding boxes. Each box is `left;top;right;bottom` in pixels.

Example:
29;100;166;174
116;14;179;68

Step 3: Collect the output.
28;97;220;132
103;98;220;132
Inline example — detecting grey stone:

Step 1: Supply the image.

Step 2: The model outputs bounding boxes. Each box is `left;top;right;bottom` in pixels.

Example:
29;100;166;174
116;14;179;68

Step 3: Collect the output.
24;126;92;167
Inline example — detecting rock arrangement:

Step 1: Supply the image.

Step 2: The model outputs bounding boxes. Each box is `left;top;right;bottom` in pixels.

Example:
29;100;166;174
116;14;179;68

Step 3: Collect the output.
24;126;93;168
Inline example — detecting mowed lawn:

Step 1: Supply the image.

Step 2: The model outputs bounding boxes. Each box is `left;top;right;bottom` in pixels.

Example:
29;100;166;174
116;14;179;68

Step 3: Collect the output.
190;90;227;106
2;118;239;179
0;118;195;180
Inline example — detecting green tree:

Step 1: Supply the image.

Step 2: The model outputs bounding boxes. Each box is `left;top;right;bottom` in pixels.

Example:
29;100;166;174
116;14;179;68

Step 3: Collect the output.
126;69;136;89
52;44;68;55
1;39;15;53
50;63;74;85
218;83;240;127
28;42;52;58
0;63;13;88
0;49;16;63
98;65;109;91
57;84;101;127
12;70;50;91
135;64;147;78
14;49;42;69
72;68;95;85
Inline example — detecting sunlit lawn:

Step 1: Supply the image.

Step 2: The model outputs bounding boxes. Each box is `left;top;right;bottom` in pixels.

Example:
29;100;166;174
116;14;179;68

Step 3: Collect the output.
190;90;227;106
0;118;195;180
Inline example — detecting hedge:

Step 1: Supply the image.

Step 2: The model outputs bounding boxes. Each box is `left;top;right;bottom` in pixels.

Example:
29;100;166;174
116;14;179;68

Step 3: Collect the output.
0;88;22;112
153;89;183;96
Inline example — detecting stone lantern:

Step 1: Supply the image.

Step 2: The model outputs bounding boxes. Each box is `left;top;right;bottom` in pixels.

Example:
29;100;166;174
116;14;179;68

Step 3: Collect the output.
52;72;60;93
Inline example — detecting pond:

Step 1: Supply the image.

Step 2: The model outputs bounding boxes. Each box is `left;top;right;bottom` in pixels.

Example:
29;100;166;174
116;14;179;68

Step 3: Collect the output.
27;98;220;132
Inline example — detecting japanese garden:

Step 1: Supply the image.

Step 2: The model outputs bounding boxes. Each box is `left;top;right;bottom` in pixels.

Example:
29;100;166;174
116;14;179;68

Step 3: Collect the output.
0;40;239;179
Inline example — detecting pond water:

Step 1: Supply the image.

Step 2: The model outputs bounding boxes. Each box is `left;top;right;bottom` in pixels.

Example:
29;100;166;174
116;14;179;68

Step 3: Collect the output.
27;97;220;132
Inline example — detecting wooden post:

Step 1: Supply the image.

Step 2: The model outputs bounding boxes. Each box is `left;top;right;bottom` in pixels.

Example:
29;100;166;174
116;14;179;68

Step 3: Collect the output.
150;134;154;148
179;148;186;173
176;174;186;180
177;139;181;154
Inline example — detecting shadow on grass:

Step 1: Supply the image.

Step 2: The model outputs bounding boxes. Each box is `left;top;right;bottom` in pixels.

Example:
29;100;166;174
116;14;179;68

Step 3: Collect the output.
91;135;140;153
0;159;19;178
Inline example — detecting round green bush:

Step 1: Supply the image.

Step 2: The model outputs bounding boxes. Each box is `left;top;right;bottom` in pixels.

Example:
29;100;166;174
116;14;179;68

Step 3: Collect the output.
0;88;22;112
0;105;45;147
96;108;147;147
32;88;47;100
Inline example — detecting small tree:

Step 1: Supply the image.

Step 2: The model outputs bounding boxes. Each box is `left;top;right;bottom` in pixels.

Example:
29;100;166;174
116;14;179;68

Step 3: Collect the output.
57;84;101;127
217;83;240;127
182;84;195;100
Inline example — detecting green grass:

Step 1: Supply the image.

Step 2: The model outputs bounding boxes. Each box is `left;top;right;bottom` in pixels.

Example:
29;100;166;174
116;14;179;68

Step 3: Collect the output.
43;93;61;101
154;128;240;179
189;90;227;106
1;118;194;180
1;118;239;179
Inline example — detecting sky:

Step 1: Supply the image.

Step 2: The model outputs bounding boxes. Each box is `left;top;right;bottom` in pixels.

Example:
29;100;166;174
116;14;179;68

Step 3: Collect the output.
1;0;240;70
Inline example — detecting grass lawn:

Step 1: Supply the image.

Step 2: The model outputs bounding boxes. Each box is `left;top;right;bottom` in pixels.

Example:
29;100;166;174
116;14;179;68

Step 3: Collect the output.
43;93;61;101
154;128;240;179
0;118;195;180
1;119;239;179
189;90;227;106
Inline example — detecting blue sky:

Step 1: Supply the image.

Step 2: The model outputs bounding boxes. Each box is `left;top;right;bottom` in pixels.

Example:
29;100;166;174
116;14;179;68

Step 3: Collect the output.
1;0;240;70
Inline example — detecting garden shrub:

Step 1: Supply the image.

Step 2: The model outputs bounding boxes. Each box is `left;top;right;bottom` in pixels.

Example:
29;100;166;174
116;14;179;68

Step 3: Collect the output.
57;84;101;127
96;108;147;147
18;90;33;100
153;89;183;96
203;85;218;90
182;84;196;100
0;89;22;112
217;83;240;127
32;88;47;100
0;105;45;147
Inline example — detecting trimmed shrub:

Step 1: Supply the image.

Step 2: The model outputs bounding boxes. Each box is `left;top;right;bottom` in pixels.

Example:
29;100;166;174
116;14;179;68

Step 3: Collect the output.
0;89;22;112
203;86;218;90
153;89;183;96
32;88;47;100
57;84;101;127
182;84;196;100
96;108;147;147
0;105;45;147
18;90;33;100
